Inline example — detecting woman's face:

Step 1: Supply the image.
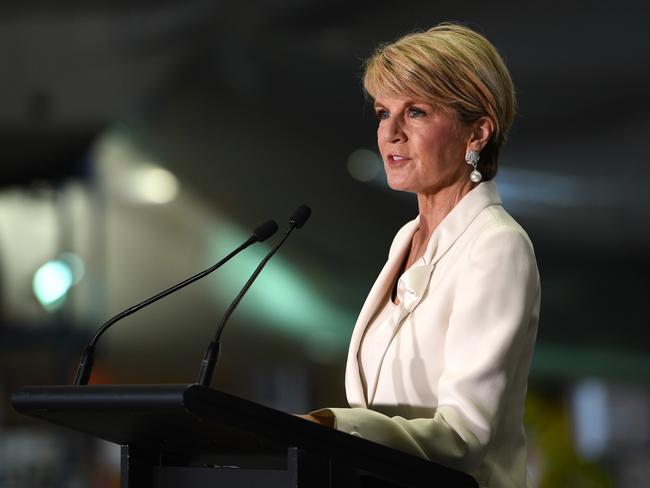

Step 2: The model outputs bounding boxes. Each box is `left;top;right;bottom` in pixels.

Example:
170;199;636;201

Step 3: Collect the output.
374;95;471;195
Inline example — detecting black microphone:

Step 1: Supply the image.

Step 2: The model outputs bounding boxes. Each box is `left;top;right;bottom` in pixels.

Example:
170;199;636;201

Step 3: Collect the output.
196;204;312;387
73;219;279;386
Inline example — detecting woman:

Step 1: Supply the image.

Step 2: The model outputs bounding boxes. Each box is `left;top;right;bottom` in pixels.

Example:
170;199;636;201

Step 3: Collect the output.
301;23;540;487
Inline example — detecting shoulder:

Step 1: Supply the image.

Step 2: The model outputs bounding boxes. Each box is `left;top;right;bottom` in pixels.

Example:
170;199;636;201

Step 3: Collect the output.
453;205;541;315
467;205;537;266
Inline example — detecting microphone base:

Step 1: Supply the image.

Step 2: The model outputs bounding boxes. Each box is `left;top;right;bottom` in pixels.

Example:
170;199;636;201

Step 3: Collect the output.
196;341;221;387
73;345;96;386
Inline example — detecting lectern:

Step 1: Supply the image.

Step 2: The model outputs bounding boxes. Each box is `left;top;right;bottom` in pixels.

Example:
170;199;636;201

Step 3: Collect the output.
12;383;477;487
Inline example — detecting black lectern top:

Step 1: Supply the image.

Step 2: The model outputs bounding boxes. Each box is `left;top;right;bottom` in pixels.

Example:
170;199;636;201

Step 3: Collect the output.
12;383;477;487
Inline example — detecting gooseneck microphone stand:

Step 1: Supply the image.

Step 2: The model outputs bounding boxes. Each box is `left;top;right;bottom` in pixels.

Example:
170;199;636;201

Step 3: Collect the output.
73;219;279;385
196;205;311;387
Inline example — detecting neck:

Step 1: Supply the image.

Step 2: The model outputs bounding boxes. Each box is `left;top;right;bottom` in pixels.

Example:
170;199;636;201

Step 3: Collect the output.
416;179;477;239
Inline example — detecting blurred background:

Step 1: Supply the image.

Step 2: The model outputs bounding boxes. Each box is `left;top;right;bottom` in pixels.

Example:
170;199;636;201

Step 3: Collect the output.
1;1;649;487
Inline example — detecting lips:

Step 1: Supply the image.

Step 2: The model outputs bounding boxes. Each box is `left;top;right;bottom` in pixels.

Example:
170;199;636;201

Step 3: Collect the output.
388;154;409;161
387;154;411;165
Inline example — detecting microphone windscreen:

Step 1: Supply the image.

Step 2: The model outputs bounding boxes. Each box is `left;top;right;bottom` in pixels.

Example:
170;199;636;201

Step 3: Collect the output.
253;220;279;242
290;205;311;229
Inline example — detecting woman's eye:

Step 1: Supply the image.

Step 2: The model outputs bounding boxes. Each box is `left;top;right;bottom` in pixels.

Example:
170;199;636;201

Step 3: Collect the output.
375;109;389;120
407;107;426;118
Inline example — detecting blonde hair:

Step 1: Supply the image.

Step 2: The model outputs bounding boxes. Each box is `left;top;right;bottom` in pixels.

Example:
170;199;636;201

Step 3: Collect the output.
363;23;515;180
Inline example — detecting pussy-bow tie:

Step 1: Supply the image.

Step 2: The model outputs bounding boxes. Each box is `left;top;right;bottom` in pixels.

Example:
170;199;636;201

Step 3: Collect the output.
395;263;436;314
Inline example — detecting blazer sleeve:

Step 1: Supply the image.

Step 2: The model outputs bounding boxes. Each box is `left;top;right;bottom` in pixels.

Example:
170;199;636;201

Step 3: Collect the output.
312;222;540;472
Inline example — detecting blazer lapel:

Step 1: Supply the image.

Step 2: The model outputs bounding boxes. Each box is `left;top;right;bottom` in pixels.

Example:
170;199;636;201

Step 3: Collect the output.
345;218;418;408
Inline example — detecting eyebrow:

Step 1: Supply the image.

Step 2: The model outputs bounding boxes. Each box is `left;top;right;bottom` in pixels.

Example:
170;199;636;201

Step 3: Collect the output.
373;98;426;109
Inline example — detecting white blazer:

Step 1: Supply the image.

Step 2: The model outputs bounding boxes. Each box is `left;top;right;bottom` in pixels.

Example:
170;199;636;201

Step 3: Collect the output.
315;181;540;488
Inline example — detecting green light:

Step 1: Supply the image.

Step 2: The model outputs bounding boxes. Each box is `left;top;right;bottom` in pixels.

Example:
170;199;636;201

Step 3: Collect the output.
207;220;355;358
60;252;86;284
33;260;73;310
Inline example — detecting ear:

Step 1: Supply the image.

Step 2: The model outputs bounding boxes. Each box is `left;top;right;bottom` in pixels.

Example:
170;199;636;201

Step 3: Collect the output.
466;116;494;152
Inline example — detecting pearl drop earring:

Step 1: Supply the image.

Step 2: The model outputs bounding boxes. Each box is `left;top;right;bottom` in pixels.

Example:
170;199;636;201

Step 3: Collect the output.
465;150;482;183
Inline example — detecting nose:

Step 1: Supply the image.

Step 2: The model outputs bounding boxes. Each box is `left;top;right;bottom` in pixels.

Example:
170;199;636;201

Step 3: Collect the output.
379;116;406;144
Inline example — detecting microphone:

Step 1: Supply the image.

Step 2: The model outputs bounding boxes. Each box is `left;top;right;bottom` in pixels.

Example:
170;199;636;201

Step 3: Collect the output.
73;219;279;386
196;204;312;387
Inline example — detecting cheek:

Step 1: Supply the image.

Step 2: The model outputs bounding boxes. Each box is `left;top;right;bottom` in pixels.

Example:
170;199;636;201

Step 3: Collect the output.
377;134;391;160
376;125;386;147
414;134;443;161
421;128;462;160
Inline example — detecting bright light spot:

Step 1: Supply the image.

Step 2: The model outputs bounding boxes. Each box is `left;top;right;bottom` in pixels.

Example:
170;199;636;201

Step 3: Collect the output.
60;252;86;285
347;149;381;182
33;260;73;309
129;166;179;204
93;132;180;204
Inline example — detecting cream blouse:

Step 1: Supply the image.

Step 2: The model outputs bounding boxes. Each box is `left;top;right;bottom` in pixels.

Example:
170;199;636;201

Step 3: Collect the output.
358;256;426;401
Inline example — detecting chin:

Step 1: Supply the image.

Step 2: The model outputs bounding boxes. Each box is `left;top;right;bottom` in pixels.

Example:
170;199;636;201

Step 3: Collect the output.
386;179;417;193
